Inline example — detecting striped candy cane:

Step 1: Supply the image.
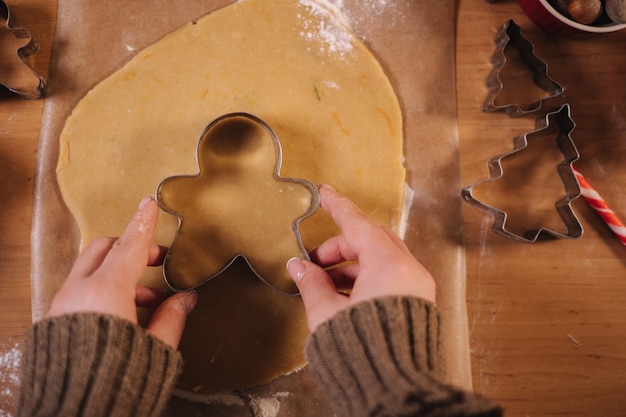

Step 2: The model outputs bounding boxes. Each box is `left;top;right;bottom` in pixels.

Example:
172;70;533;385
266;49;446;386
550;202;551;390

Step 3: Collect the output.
573;166;626;247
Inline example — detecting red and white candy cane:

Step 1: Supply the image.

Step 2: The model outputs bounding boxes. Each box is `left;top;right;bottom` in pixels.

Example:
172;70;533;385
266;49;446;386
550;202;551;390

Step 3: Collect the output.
573;166;626;247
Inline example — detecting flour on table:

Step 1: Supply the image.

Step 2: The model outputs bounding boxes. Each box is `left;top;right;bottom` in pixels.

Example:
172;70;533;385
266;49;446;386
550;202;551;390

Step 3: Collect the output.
249;392;291;417
0;343;22;417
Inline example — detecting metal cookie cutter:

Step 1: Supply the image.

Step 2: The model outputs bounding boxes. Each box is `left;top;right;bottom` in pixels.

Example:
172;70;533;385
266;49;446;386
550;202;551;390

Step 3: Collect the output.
0;0;46;99
462;104;583;242
483;19;564;117
156;113;320;296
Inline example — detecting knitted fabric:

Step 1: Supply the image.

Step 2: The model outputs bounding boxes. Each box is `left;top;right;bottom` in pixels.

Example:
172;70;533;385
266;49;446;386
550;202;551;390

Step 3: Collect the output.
16;298;503;417
305;296;502;417
16;313;181;417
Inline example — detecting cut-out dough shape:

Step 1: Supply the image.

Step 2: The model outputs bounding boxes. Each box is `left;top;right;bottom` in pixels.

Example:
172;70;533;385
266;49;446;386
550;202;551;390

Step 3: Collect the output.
157;113;319;295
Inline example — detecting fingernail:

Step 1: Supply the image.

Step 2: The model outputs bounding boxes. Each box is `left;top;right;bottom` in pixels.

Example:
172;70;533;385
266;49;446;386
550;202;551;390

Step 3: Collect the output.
318;183;336;191
139;195;155;210
184;290;198;314
286;257;306;283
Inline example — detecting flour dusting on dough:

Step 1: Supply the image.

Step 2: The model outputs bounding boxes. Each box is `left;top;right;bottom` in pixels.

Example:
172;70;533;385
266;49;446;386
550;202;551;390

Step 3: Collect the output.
297;0;354;58
307;0;406;35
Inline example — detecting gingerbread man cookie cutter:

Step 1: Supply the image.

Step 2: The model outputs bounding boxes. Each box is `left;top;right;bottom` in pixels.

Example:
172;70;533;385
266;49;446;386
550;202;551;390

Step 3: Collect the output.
156;113;319;296
0;0;46;99
462;104;583;242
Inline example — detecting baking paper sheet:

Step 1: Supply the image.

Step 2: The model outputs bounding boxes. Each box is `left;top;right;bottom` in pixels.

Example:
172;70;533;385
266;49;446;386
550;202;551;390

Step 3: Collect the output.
31;1;469;414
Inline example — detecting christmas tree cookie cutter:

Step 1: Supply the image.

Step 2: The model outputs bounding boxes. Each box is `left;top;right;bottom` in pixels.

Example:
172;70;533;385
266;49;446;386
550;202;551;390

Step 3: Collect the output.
156;113;319;296
483;19;564;117
0;0;46;99
462;104;583;242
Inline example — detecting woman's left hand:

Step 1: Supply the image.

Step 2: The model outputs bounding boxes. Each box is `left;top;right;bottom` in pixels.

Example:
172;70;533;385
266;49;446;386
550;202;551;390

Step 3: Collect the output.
46;195;197;349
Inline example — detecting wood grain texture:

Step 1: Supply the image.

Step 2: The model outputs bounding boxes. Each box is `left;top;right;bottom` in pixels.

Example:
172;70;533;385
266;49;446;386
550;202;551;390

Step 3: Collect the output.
0;0;56;412
457;1;626;416
0;0;55;334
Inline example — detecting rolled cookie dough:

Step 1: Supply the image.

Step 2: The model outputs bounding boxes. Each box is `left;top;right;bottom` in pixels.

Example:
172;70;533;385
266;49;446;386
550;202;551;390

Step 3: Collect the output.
57;0;405;394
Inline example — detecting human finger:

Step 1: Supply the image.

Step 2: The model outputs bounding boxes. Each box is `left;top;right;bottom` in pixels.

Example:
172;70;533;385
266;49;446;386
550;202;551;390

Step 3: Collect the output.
381;227;414;255
287;257;348;331
324;263;359;290
66;237;116;281
148;244;169;267
99;196;159;283
318;185;390;255
147;291;197;349
309;235;356;267
135;285;169;307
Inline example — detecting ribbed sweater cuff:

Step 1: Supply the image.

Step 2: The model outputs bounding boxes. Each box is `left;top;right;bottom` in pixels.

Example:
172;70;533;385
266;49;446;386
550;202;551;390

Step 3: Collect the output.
17;313;182;417
305;296;502;417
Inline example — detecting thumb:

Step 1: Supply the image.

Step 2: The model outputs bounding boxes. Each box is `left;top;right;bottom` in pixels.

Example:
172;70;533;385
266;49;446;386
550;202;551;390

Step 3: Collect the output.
146;290;197;349
287;258;347;331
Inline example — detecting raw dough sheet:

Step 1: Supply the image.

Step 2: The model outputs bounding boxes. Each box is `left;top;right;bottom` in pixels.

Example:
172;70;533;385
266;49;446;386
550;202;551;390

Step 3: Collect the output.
32;0;469;415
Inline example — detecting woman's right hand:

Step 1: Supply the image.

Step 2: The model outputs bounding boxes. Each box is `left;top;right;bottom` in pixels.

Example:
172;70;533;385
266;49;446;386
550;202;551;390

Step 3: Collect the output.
287;184;436;331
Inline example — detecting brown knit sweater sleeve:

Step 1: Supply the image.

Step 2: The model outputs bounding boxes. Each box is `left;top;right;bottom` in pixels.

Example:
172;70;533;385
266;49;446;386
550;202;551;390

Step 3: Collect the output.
305;296;503;417
16;313;182;417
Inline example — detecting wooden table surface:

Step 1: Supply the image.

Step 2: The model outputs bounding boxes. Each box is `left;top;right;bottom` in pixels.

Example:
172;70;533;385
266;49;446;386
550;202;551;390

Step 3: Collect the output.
459;2;626;417
1;0;625;415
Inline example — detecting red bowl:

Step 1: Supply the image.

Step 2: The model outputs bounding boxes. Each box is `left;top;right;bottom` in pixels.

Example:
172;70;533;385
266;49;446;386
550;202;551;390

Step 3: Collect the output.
517;0;626;36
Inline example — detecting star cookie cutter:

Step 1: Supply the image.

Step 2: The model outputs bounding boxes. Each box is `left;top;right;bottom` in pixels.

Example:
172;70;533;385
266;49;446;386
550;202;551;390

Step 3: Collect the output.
462;104;583;242
156;113;319;296
0;0;46;99
483;19;564;117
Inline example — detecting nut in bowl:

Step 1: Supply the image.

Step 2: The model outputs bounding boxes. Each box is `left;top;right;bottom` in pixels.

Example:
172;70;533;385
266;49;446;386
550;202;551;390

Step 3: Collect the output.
517;0;626;36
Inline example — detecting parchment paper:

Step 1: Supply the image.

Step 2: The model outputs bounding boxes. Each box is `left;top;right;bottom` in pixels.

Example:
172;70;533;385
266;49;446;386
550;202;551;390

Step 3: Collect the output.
31;0;470;414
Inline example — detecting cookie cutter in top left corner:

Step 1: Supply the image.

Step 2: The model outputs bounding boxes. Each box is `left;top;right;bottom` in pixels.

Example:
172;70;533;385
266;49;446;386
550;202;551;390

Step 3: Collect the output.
0;0;47;99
